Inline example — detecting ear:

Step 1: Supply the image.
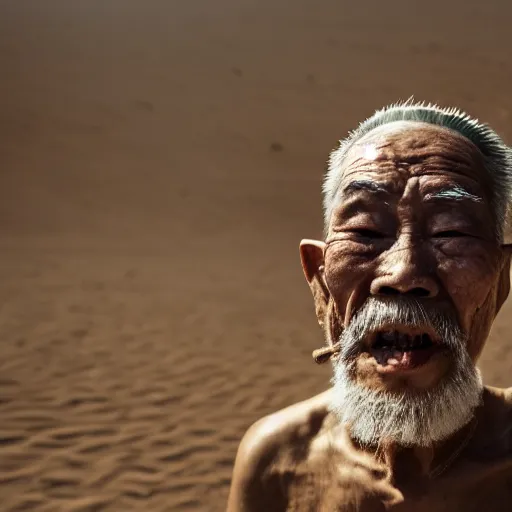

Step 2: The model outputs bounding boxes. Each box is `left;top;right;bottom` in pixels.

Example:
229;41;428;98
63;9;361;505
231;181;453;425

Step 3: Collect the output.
300;239;330;327
501;243;512;255
496;252;511;314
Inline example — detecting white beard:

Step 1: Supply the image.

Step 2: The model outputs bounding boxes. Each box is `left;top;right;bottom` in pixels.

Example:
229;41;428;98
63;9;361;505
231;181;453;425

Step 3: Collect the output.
330;359;482;447
328;297;484;447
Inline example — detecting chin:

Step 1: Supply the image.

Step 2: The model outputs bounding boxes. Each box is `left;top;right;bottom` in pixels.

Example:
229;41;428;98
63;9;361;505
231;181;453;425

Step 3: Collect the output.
328;296;485;446
329;355;483;447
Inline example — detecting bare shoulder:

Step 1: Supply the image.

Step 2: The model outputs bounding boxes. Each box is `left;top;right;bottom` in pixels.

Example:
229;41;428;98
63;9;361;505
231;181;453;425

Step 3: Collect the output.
226;389;333;512
502;385;512;407
243;388;334;453
479;386;512;453
483;385;512;414
493;385;512;426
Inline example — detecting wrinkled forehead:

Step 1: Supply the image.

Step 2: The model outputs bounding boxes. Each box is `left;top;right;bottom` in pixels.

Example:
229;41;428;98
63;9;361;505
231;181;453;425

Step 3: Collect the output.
333;121;492;211
338;121;490;191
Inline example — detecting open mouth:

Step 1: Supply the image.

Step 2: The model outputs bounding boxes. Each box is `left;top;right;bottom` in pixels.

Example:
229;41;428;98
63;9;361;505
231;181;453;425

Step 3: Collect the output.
368;329;444;372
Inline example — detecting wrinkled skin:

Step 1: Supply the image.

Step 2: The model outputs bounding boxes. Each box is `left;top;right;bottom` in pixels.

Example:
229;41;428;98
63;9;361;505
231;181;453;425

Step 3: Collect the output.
227;122;512;511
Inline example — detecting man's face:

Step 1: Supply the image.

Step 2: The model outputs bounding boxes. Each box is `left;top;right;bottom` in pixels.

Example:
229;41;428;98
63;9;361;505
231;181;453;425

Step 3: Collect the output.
301;121;511;445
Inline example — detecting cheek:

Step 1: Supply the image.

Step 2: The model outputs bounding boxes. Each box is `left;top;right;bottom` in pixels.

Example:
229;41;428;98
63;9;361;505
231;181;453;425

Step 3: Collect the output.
467;297;497;360
436;247;501;329
324;245;375;317
439;258;493;296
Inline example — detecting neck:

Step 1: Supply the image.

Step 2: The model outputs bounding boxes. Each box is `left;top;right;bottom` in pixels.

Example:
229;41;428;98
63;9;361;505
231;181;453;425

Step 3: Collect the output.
355;415;478;485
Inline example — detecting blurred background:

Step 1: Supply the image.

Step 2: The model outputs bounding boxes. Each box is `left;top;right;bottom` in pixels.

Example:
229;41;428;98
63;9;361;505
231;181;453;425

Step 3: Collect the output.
1;1;511;510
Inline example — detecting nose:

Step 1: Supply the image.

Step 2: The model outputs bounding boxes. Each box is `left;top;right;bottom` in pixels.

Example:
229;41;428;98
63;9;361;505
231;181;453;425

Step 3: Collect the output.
370;244;439;299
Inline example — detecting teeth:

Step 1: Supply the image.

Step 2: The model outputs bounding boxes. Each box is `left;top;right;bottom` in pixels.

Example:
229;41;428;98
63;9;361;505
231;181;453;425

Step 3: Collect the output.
375;331;396;348
397;332;409;350
381;332;395;343
373;331;433;351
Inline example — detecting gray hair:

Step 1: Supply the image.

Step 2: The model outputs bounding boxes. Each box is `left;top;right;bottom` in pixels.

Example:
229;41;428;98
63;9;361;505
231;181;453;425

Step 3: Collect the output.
323;99;512;240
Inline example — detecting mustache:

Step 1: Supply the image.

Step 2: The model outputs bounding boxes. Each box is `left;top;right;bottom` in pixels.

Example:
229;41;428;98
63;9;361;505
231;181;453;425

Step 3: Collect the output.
340;296;464;362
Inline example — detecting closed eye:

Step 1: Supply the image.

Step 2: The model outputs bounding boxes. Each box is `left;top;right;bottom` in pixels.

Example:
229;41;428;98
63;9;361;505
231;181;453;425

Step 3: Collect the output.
433;230;466;238
349;229;385;238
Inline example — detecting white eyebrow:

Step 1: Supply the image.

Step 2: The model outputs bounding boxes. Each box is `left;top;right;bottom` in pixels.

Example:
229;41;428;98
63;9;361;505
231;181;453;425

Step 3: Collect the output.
425;186;483;203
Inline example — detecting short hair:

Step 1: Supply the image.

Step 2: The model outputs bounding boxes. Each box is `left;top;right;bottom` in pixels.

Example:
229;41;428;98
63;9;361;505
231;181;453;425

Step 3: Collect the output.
323;99;512;240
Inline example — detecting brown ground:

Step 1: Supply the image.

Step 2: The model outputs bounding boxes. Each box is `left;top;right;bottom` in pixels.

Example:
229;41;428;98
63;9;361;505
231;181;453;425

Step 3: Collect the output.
1;1;512;511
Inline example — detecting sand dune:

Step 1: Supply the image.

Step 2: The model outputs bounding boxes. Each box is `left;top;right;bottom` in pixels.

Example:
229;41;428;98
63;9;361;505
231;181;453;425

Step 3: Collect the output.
1;1;512;510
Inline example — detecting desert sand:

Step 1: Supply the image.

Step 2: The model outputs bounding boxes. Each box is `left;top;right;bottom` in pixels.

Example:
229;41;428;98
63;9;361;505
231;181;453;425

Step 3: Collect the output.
1;1;512;510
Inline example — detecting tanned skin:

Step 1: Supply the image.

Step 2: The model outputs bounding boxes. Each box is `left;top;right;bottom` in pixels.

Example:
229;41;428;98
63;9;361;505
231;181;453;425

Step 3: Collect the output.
227;122;512;511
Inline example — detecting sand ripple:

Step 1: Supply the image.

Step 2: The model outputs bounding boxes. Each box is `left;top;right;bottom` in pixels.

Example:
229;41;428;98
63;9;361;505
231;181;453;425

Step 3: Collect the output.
0;251;329;511
2;1;511;508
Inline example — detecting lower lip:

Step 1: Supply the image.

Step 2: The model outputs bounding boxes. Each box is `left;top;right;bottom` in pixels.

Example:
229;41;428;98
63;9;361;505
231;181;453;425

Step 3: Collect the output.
369;346;442;374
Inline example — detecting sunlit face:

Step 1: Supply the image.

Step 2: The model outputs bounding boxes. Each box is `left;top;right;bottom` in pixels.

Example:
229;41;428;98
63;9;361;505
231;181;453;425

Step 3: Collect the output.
299;120;511;445
323;121;507;396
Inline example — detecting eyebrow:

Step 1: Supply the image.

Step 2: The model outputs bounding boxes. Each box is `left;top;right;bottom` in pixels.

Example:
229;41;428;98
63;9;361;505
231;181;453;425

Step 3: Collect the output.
424;186;483;203
342;180;391;196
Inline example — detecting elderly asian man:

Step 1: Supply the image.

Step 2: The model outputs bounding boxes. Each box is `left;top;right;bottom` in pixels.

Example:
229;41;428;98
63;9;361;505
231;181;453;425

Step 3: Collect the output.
227;101;512;511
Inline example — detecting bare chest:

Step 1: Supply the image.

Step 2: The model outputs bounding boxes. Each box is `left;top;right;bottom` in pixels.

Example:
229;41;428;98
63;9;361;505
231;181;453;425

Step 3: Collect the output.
393;463;512;512
283;457;512;512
